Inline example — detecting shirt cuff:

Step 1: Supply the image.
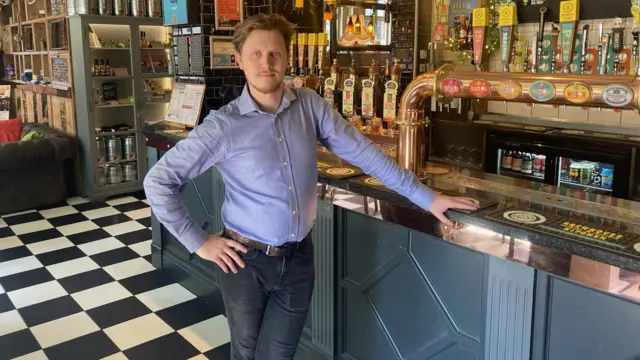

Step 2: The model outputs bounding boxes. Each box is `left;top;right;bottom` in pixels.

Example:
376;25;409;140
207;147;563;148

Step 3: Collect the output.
181;223;209;254
410;183;438;211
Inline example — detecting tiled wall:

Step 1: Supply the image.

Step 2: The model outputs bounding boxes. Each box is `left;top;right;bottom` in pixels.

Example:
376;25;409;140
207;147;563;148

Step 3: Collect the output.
485;17;640;128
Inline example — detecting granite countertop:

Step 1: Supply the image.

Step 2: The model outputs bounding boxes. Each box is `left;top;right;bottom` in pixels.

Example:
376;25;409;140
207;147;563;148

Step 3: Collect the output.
143;124;640;302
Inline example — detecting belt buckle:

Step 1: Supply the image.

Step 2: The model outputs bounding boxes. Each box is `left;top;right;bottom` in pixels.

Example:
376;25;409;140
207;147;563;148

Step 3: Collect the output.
265;245;274;256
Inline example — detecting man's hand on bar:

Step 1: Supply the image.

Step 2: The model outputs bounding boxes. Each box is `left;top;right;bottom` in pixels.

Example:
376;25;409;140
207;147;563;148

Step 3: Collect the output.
428;195;480;226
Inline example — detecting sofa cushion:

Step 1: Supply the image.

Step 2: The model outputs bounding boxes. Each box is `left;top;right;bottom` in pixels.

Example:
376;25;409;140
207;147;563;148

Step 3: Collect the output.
0;119;22;142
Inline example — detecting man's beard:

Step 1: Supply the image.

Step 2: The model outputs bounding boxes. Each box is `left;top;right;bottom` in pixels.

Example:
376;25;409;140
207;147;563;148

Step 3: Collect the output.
248;75;283;94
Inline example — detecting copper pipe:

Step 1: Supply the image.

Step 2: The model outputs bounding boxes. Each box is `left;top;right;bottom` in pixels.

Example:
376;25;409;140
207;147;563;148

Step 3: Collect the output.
396;64;640;174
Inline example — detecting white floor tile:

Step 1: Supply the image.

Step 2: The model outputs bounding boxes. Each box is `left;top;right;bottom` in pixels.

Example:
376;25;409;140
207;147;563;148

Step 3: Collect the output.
0;236;23;251
0;309;28;336
72;281;132;311
39;206;79;219
7;280;67;309
104;313;173;351
0;256;42;277
103;221;146;237
128;240;152;257
178;315;230;352
0;218;6;228
3;209;37;218
106;196;139;206
101;352;128;360
333;200;363;210
46;257;101;280
12;350;48;360
0;283;4;295
30;312;100;349
124;208;151;220
103;258;155;281
188;355;209;360
78;237;125;256
56;221;99;236
142;199;149;205
136;283;196;312
10;220;53;236
66;197;90;205
25;237;74;255
82;207;121;220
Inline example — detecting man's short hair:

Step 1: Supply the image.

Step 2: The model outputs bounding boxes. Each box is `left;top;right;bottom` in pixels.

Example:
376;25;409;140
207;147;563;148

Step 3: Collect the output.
232;14;295;55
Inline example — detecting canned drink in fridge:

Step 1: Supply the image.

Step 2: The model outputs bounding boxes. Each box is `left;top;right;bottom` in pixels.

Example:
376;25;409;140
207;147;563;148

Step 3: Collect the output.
123;135;137;160
98;0;111;15
77;0;99;14
114;0;129;15
147;0;161;17
131;0;147;16
106;164;123;184
106;136;122;162
98;166;107;186
67;0;77;15
96;137;106;164
122;162;138;182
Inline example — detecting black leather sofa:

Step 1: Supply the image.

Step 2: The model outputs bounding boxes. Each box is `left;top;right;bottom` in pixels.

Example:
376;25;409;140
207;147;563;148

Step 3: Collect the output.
0;122;77;215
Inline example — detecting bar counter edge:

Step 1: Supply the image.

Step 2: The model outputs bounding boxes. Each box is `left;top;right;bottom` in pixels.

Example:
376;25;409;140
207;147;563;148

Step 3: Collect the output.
143;128;640;360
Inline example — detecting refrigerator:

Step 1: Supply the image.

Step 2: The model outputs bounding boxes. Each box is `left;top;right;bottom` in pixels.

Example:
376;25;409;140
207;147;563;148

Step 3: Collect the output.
484;131;633;199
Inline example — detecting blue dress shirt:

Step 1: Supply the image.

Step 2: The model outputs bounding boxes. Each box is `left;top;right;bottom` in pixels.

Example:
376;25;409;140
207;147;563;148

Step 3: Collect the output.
144;85;437;253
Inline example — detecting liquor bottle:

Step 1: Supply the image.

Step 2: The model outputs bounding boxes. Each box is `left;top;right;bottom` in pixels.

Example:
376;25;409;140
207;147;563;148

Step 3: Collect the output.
93;59;100;76
354;15;362;35
369;59;379;87
98;59;105;76
391;58;402;83
105;59;112;76
383;58;390;83
512;152;523;172
347;16;355;34
522;153;533;174
384;1;390;23
331;59;341;84
349;59;357;81
501;150;513;169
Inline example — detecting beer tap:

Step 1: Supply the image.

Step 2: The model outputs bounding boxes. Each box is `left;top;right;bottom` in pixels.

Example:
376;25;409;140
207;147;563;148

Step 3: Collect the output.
523;41;529;72
599;33;610;75
472;7;490;71
550;24;559;73
499;4;518;73
533;6;547;73
580;25;589;74
559;0;580;74
612;18;624;75
597;23;604;74
633;29;640;75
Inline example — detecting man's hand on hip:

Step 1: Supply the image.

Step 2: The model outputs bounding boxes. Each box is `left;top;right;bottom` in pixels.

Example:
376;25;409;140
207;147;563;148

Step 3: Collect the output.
195;233;249;274
428;195;480;226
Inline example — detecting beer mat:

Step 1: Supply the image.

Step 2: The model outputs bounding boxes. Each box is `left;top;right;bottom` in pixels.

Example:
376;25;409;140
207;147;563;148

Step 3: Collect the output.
424;167;450;175
317;161;332;169
318;167;363;179
486;207;640;257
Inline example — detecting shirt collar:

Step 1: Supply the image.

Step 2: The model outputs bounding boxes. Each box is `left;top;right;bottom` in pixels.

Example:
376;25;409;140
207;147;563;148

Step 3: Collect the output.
238;85;297;115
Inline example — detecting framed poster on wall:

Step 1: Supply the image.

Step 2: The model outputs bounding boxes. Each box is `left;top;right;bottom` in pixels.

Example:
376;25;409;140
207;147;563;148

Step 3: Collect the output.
210;36;238;69
214;0;243;30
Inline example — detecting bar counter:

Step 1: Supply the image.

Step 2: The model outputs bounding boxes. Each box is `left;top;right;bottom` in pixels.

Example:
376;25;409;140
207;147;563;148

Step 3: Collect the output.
143;122;640;360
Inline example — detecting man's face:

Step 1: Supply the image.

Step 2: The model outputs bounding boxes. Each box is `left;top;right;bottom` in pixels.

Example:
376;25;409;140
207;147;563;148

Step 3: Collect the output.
236;29;288;94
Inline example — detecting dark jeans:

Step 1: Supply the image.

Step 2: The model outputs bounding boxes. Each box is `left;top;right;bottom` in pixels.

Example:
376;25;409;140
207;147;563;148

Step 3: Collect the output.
216;237;315;360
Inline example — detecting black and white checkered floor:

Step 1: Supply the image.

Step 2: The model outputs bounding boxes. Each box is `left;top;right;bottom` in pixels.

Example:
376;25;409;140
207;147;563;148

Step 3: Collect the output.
0;192;231;360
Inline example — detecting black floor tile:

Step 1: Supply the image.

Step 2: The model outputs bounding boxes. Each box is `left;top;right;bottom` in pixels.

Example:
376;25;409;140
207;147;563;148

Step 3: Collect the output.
124;332;200;360
47;213;90;228
0;245;32;262
204;342;231;360
66;229;112;246
156;297;223;331
118;270;173;295
92;214;133;228
36;202;71;211
0;267;54;292
137;217;152;228
113;201;149;213
0;226;14;239
2;212;44;226
90;247;139;267
0;293;14;313
44;331;121;360
130;190;147;200
143;254;152;264
0;329;41;360
18;228;64;245
18;295;83;327
116;229;152;246
35;246;86;266
87;297;152;329
72;201;110;212
57;268;115;294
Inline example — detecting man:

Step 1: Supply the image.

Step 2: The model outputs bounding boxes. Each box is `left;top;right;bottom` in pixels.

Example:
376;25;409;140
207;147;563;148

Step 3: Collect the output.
144;14;479;360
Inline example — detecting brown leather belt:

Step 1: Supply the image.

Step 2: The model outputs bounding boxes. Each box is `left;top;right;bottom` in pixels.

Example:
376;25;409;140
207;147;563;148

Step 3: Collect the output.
223;228;308;257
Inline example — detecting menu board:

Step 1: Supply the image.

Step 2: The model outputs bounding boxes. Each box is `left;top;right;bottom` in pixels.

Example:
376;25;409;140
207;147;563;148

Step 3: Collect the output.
165;83;205;127
215;0;243;30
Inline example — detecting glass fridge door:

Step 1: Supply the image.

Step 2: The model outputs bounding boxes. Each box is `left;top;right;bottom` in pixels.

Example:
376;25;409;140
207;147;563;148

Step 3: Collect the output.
497;148;547;182
557;157;614;194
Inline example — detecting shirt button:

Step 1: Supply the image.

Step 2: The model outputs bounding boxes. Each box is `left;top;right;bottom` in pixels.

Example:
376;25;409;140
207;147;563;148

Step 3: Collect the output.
288;185;293;190
292;210;296;215
284;161;288;166
278;137;283;142
291;234;296;238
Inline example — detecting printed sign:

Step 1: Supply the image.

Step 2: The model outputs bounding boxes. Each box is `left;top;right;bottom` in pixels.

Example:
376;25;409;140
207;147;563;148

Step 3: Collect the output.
602;84;634;107
529;81;556;102
469;79;491;98
441;79;462;96
497;80;522;100
563;82;591;104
